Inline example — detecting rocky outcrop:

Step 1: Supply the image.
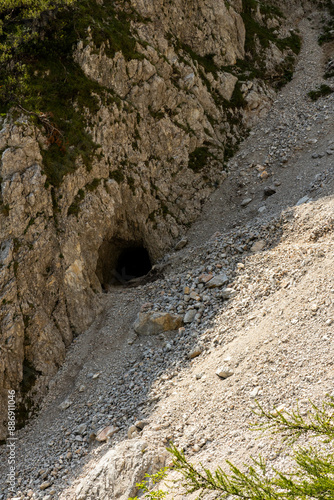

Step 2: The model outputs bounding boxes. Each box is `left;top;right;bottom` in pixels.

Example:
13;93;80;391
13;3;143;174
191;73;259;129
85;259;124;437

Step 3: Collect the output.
72;440;167;500
0;0;301;439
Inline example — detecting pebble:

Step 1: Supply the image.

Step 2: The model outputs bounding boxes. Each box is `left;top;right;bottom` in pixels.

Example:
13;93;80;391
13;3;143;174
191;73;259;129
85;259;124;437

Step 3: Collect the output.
39;482;51;491
206;273;229;288
199;273;213;283
175;238;188;250
127;425;139;439
76;424;87;434
135;420;149;430
59;400;72;410
296;195;311;206
241;198;252;207
134;311;183;335
184;309;197;323
216;365;234;379
218;288;237;300
96;425;118;442
264;186;276;197
250;387;260;398
187;346;204;359
251;240;266;252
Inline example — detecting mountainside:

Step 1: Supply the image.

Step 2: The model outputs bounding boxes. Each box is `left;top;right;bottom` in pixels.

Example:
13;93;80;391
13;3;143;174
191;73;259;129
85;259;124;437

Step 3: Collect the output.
0;0;303;440
0;0;333;497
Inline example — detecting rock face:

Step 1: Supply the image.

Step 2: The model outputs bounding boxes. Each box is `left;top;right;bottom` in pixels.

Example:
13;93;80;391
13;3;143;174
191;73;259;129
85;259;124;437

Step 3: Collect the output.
0;0;300;439
73;440;167;500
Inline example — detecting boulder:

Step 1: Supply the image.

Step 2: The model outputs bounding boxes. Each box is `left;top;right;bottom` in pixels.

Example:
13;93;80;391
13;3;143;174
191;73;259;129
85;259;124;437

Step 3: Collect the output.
96;425;119;442
133;312;183;335
206;273;229;288
74;440;167;500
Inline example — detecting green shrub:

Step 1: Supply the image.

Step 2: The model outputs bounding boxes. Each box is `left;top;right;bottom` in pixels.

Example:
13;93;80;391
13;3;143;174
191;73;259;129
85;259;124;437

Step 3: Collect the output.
318;0;334;45
308;84;333;101
67;188;85;216
188;146;213;173
0;0;144;186
109;169;125;183
132;397;334;499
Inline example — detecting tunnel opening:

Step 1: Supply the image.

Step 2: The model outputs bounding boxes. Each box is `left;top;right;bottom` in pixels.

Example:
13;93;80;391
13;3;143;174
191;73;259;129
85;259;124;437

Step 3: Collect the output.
96;240;152;288
116;247;152;282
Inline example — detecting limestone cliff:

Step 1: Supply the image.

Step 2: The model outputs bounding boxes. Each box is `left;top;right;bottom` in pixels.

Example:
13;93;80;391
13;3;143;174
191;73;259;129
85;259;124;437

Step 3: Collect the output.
0;0;301;439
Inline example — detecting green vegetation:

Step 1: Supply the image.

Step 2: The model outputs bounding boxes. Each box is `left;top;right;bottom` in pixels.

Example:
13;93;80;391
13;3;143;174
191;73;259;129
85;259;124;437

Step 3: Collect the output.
0;202;9;215
242;0;300;53
259;3;284;19
23;216;35;234
109;169;125;183
308;84;334;101
148;105;165;121
318;0;334;45
0;0;145;186
188;146;214;173
86;178;101;191
67;188;84;216
324;70;334;80
210;1;301;94
66;178;101;215
0;0;302;193
131;397;334;499
240;0;301;85
129;468;169;500
171;37;220;77
127;175;136;194
229;81;246;108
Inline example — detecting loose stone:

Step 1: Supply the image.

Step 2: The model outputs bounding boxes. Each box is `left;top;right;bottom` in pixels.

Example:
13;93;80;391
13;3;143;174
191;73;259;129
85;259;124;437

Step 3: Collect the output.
187;346;204;359
175;238;188;250
134;312;183;335
251;240;266;252
96;426;118;442
241;198;252;207
264;186;276;196
39;482;51;491
216;365;234;379
184;309;197;323
206;273;229;288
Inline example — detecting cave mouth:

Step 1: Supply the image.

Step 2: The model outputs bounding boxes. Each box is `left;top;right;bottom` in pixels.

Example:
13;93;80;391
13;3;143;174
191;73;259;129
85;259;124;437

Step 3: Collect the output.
96;240;152;288
116;246;152;282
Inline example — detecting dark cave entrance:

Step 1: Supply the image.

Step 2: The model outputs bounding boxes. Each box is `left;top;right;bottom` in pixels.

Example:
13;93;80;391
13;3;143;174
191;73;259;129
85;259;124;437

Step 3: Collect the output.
116;246;152;282
96;240;152;288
